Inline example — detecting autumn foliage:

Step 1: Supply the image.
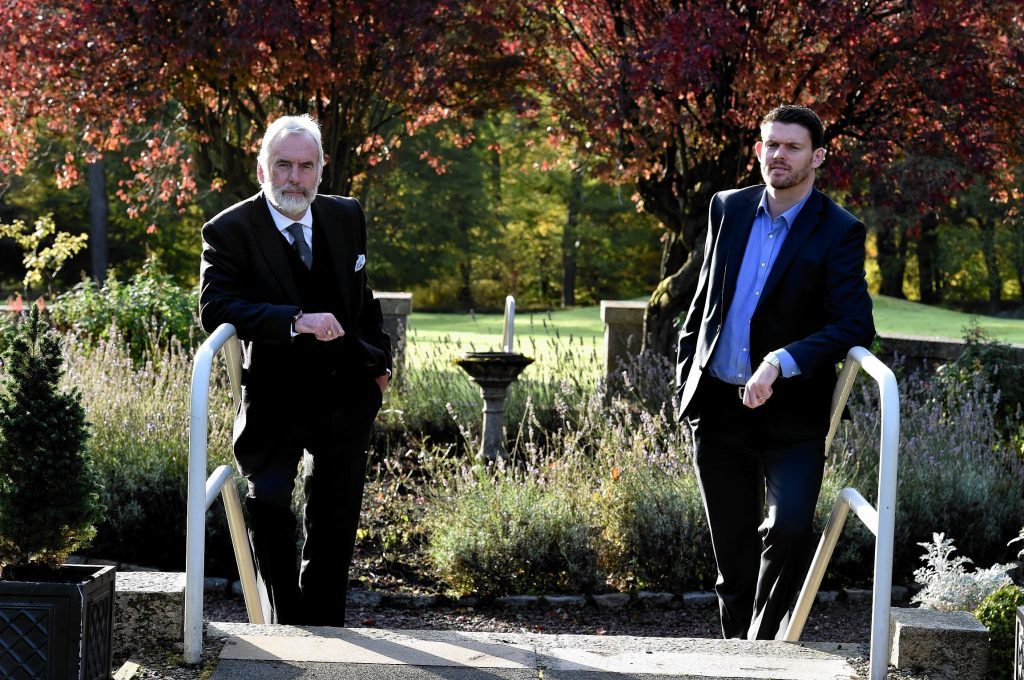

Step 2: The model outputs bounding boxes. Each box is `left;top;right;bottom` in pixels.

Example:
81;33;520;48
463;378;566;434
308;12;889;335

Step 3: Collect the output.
0;1;531;211
519;0;1024;351
2;1;1024;350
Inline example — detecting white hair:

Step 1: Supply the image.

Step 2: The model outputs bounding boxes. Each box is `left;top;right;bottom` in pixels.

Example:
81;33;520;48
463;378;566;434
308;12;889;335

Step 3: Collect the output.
257;114;324;172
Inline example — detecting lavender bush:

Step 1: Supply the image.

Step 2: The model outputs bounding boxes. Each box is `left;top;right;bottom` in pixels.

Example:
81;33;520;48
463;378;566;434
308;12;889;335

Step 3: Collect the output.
827;365;1024;584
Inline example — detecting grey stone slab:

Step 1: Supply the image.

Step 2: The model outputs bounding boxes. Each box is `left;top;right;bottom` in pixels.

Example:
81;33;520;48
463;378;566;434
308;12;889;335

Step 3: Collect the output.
681;591;717;606
843;588;872;603
542;595;587;609
219;628;536;669
497;595;540;608
636;592;675;608
205;577;230;594
211;660;539;680
592;593;630;609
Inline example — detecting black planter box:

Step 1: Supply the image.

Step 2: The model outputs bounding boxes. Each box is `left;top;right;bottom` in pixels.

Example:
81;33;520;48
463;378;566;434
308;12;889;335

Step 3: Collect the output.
0;564;115;680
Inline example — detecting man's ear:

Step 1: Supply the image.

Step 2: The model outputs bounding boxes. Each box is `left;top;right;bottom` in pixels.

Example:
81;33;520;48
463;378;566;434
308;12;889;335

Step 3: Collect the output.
256;162;266;184
754;140;764;161
812;147;826;168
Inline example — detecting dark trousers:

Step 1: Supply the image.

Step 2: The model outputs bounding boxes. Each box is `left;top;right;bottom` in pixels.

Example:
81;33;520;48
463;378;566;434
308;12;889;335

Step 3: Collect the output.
241;379;382;626
688;377;824;640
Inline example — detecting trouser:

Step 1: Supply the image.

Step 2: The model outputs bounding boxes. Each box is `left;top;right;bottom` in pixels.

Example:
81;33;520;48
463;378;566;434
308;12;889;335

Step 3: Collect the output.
242;379;382;626
688;376;825;640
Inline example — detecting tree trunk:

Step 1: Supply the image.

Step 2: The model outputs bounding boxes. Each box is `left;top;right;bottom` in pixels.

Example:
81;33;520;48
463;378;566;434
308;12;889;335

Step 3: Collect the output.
875;218;906;298
916;213;942;304
86;156;108;284
561;162;583;308
978;217;1002;313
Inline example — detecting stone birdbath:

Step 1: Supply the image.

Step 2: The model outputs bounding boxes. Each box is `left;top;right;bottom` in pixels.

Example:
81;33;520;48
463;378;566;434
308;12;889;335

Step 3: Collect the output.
454;296;533;462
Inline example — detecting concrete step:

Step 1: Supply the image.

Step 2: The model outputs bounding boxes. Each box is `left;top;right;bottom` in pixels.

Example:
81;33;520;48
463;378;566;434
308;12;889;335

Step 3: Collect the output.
206;622;864;679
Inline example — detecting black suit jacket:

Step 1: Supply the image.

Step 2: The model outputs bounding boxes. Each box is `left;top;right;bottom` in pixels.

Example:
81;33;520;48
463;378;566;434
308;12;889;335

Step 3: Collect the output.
676;185;875;439
199;191;392;407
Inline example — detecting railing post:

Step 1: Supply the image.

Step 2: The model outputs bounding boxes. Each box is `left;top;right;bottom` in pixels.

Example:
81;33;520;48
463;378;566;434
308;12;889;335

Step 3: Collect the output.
781;347;899;680
183;323;256;665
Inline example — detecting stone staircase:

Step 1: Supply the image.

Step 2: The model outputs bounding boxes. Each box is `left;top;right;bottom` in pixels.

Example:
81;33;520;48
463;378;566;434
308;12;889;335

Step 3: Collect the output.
205;622;863;679
113;572;992;679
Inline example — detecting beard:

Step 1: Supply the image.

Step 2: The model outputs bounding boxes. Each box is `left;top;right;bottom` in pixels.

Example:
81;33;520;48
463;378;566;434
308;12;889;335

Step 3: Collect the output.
761;160;812;190
264;180;314;216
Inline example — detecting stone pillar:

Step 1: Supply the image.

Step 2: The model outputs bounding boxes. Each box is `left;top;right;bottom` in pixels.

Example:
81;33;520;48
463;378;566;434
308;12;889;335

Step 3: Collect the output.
375;292;412;379
889;607;990;680
600;300;647;376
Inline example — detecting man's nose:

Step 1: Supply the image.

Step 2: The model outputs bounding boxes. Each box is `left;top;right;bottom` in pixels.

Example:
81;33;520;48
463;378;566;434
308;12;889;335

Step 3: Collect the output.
289;165;302;182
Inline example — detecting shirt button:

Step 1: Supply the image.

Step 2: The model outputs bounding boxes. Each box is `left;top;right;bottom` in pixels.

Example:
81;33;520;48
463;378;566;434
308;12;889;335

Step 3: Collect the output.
761;262;766;267
742;348;747;352
754;291;760;296
768;234;774;239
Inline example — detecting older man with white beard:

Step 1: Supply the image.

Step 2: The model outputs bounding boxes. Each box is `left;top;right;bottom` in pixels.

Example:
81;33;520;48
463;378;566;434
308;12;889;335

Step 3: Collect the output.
199;114;392;625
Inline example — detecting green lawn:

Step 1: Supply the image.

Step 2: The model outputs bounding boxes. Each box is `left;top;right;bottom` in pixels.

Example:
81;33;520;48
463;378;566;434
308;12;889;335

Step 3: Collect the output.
407;295;1024;367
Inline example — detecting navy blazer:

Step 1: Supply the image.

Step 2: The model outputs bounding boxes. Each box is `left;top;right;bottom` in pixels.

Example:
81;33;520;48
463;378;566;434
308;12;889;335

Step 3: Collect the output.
676;185;875;438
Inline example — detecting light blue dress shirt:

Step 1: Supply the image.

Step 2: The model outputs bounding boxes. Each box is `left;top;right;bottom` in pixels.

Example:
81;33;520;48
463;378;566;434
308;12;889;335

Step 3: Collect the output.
708;190;811;385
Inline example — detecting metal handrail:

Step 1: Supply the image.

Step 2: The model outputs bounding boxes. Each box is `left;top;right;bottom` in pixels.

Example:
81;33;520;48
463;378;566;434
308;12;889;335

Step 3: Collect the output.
782;346;900;680
184;323;265;665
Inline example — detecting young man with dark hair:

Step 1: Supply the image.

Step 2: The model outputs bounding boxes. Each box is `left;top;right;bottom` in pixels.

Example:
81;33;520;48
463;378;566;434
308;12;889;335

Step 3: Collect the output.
675;104;875;639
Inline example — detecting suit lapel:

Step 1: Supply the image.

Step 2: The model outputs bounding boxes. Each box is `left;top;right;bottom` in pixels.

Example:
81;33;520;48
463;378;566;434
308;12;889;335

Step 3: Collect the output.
761;188;825;299
721;189;761;311
250;193;302;304
311;197;353;323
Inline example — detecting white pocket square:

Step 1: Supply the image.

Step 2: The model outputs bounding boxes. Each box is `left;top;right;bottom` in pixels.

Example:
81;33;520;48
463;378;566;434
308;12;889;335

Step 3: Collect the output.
354;254;366;271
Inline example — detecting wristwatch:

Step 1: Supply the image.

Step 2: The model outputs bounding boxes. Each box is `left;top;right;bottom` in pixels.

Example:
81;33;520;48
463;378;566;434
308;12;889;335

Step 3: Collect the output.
763;352;782;372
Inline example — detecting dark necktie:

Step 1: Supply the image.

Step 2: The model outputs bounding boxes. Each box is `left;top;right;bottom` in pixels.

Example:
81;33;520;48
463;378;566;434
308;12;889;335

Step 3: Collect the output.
285;222;312;270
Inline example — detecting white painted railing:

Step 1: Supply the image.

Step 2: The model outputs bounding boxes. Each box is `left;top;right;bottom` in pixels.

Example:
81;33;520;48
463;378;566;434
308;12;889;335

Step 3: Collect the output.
783;346;900;680
184;323;265;665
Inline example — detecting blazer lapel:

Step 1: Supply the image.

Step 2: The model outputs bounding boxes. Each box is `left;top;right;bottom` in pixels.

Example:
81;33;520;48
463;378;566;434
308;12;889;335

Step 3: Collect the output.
311;197;353;323
720;189;761;311
250;193;302;304
761;188;825;299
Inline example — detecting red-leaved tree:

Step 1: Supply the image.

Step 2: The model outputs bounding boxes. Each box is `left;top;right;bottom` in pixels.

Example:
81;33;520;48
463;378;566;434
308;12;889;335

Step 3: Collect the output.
0;0;530;216
519;0;1024;355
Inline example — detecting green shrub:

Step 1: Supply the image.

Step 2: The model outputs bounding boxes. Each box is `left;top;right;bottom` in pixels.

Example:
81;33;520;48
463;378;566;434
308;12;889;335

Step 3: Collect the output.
973;584;1024;680
64;333;238;574
51;259;199;358
0;307;102;576
425;469;602;596
597;462;713;592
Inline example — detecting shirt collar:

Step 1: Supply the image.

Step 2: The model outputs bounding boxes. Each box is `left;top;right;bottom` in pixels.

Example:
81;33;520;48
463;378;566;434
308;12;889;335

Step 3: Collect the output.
264;195;312;234
756;188;814;230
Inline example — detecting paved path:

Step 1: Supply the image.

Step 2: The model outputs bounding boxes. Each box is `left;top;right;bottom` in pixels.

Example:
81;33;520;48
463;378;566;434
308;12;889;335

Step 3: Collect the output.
207;623;864;679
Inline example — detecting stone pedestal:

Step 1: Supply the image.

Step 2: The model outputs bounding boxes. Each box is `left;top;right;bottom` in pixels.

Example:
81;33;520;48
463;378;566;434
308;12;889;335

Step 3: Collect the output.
889;607;989;680
600;300;646;376
114;571;185;659
454;352;533;462
376;292;412;379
